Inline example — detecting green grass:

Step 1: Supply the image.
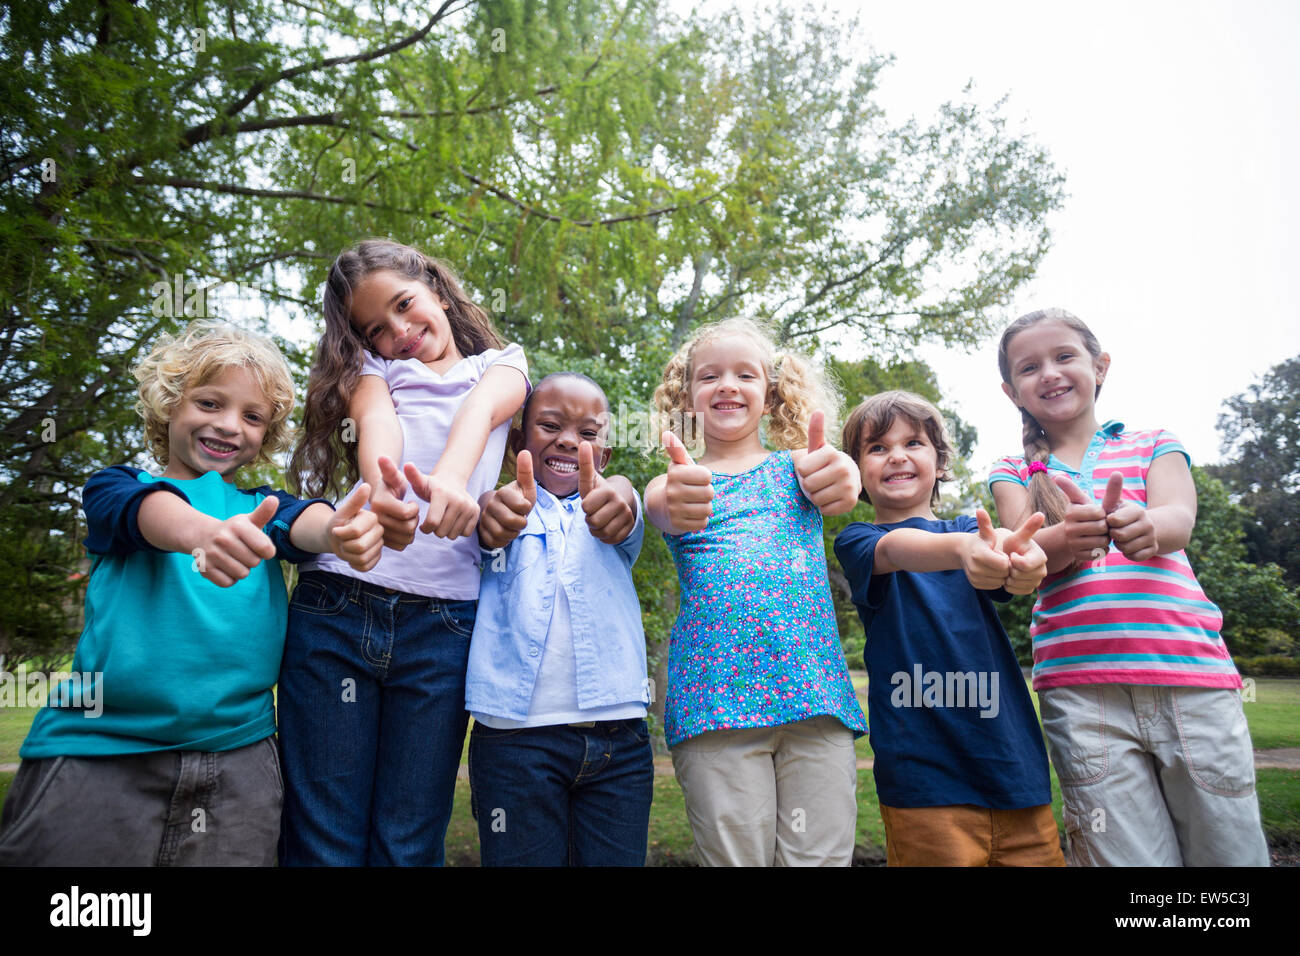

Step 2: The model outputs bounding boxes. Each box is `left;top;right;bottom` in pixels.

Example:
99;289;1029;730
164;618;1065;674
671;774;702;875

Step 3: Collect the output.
1241;678;1300;749
1257;769;1300;842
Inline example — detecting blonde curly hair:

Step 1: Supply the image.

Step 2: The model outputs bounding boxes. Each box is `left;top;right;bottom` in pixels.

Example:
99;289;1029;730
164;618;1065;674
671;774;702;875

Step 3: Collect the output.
134;319;297;469
652;317;843;455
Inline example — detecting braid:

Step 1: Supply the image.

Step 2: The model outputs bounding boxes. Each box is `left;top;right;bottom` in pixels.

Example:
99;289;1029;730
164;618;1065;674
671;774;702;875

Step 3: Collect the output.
1021;408;1070;525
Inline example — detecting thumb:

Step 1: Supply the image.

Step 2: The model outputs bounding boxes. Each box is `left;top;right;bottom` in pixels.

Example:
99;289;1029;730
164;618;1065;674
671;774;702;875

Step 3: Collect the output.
578;442;598;497
976;507;997;548
515;450;536;504
378;455;408;497
335;482;370;521
1004;511;1045;554
1052;472;1093;507
1102;471;1124;514
248;495;280;529
662;430;694;467
806;410;825;452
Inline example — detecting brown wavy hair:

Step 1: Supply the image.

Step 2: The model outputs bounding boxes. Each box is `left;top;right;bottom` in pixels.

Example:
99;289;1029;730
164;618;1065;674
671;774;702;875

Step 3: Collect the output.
290;239;504;498
841;390;955;508
997;307;1105;525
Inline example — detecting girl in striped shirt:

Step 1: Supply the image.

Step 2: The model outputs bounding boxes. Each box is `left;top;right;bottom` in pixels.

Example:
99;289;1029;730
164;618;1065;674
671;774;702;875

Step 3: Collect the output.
989;307;1267;867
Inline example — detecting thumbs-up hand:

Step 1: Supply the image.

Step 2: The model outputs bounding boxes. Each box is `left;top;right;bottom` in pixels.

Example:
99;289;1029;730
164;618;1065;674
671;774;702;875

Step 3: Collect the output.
326;483;384;573
192;495;280;588
478;450;537;550
369;456;419;551
405;462;480;540
996;511;1048;595
793;410;861;515
663;431;714;533
1052;473;1111;567
960;508;1013;590
1101;471;1157;561
578;441;635;545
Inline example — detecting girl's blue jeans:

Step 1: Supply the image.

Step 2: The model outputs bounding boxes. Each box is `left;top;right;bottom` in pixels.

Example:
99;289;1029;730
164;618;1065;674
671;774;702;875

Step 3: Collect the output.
277;570;476;866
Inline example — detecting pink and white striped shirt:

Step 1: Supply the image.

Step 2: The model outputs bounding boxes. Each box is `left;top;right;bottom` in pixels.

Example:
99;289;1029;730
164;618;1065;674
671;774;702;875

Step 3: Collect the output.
989;421;1240;691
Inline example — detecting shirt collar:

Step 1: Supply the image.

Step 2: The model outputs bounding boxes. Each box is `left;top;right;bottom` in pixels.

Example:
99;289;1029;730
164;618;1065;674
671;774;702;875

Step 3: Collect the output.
1100;419;1124;437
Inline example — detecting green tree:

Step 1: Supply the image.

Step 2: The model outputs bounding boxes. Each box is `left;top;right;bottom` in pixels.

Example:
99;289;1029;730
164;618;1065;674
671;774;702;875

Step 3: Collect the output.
1208;355;1300;587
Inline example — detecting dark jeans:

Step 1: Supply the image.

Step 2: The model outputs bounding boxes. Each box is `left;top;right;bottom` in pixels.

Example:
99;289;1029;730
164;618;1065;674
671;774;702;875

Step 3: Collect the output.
468;718;654;866
0;737;282;866
277;570;476;866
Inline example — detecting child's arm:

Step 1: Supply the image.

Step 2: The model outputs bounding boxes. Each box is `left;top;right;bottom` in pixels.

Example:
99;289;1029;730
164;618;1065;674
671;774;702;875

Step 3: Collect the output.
351;374;419;550
285;486;384;573
478;450;537;550
577;442;637;545
404;364;528;539
646;431;714;535
872;509;1011;590
791;411;860;515
136;489;279;589
993;477;1106;574
1105;454;1197;560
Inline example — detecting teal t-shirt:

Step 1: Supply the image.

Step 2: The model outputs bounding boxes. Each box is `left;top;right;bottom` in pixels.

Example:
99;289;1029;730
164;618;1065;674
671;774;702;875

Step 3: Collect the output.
21;468;318;757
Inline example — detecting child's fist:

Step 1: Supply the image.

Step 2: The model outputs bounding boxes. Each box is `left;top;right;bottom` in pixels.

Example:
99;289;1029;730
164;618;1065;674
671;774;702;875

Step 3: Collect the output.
193;495;279;588
794;411;860;515
405;463;480;539
478;450;537;550
578;442;635;545
1052;473;1111;567
663;431;713;533
370;456;419;551
996;510;1047;595
961;508;1013;590
327;483;384;573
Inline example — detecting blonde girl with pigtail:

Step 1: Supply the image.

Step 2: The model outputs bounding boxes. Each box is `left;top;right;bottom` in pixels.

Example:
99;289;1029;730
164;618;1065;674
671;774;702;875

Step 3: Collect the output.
645;317;868;867
990;307;1267;867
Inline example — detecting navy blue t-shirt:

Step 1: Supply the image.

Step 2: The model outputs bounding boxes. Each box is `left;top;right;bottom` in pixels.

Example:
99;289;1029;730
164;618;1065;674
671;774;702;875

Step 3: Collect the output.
833;515;1051;809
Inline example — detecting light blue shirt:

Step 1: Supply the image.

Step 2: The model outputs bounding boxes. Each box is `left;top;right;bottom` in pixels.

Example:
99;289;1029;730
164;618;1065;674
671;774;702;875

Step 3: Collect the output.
465;485;650;722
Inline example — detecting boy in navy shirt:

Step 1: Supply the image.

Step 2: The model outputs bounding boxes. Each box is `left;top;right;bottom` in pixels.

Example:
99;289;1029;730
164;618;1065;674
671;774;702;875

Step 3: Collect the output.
0;320;382;866
833;390;1063;866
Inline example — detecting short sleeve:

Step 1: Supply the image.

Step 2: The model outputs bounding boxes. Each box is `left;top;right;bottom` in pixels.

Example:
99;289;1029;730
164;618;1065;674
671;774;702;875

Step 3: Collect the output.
359;348;390;380
243;487;333;564
833;522;891;610
82;466;191;556
1151;430;1190;466
987;456;1028;492
479;342;530;393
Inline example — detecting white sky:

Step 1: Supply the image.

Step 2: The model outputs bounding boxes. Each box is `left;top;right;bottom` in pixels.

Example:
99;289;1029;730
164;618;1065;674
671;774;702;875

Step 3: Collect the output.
805;0;1300;471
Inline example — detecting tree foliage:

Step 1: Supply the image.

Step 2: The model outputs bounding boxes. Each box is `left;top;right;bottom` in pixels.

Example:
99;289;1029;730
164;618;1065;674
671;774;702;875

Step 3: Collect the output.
1208;355;1300;588
1;1;1065;688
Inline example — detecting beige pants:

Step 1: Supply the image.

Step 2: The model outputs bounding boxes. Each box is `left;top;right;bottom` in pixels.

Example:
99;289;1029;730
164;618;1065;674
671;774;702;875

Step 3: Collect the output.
670;715;858;866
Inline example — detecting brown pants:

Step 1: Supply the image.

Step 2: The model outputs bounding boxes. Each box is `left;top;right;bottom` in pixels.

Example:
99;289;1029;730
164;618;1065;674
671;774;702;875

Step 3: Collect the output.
879;802;1065;867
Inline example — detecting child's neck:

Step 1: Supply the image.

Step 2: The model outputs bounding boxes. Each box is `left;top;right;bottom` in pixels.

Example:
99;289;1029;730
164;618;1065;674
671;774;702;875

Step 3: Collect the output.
1045;412;1103;471
874;501;936;524
698;430;768;474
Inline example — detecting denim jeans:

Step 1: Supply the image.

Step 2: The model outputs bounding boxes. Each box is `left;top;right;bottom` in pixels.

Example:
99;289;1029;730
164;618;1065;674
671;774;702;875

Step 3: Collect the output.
468;718;654;866
0;737;282;866
277;570;476;866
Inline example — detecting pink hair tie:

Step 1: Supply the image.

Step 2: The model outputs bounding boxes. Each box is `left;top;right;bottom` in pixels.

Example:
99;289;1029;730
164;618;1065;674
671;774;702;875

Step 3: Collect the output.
1027;461;1048;476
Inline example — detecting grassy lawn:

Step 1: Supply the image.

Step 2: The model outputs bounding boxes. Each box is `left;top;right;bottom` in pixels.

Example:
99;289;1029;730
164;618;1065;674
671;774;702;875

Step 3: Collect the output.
2;674;1297;863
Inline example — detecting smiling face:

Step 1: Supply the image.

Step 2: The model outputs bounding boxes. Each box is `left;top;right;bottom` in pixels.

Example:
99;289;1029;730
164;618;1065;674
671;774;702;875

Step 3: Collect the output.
1001;319;1110;431
164;365;271;482
857;417;940;521
688;334;770;448
349;268;463;372
516;376;612;497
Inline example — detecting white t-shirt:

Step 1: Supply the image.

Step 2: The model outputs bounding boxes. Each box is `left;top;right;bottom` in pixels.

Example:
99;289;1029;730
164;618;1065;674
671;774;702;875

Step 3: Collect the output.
307;343;529;600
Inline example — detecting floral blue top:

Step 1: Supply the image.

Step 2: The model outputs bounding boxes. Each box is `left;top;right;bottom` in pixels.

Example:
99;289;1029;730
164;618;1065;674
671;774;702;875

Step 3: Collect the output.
663;450;867;747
